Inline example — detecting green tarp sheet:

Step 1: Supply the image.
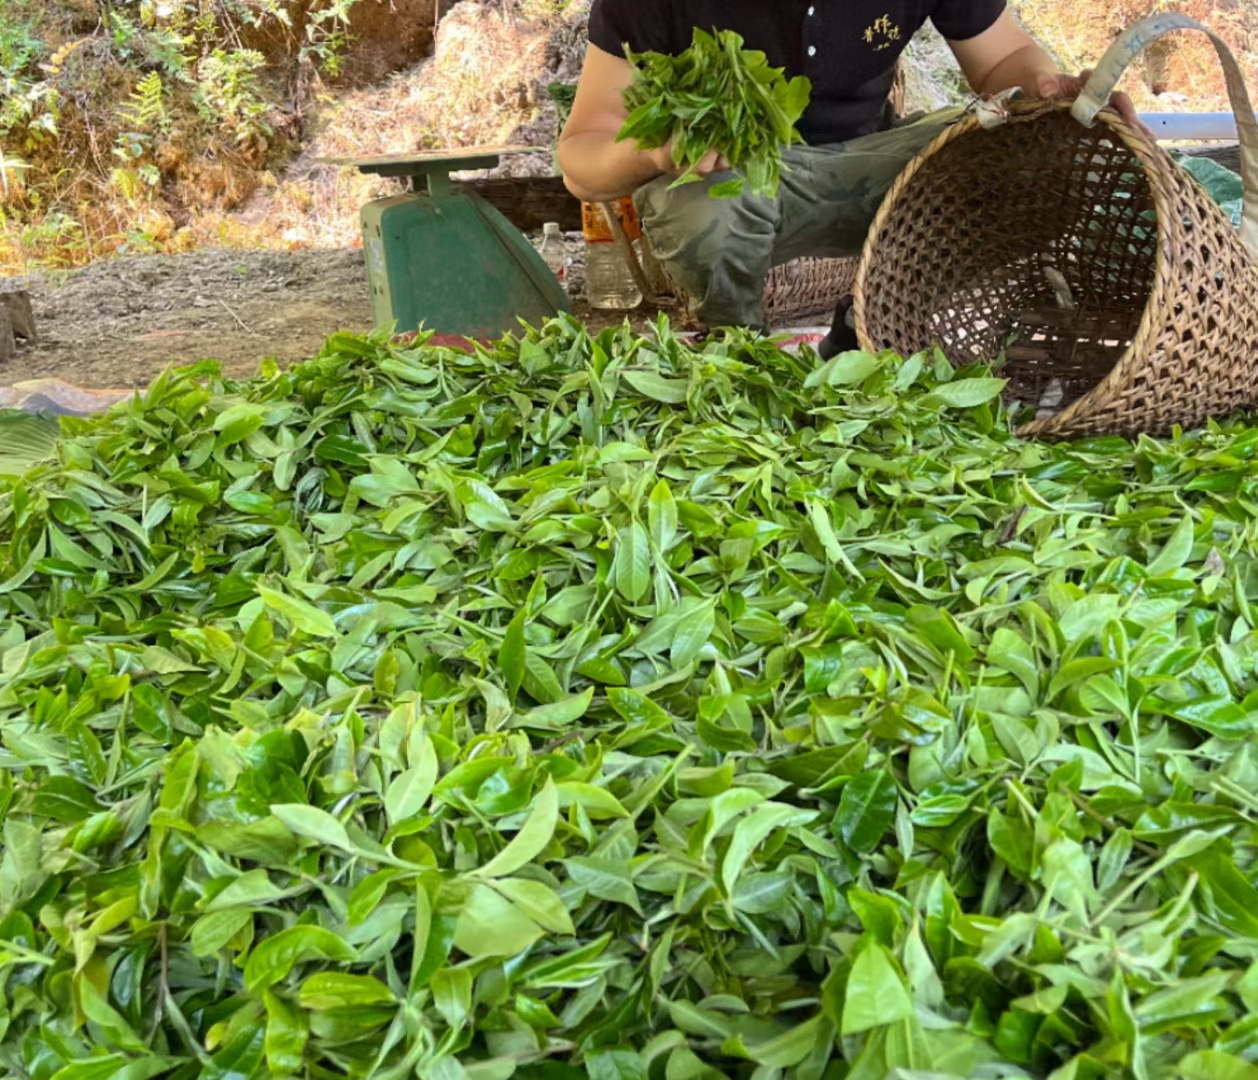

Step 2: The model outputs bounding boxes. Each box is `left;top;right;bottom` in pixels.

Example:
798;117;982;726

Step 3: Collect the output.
1172;150;1244;228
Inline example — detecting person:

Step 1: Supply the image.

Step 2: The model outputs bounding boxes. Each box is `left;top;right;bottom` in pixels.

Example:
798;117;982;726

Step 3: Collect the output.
558;1;1143;357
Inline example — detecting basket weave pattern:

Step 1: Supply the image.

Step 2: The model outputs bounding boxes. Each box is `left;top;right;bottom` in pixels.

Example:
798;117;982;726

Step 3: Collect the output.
855;17;1258;439
764;257;857;324
662;255;856;328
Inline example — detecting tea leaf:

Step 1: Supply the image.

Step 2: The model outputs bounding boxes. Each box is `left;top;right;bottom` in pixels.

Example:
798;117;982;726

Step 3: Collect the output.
617;28;812;200
257;584;337;638
835;770;897;854
476;779;559;878
842;944;914;1034
615;520;651;603
271;804;352;852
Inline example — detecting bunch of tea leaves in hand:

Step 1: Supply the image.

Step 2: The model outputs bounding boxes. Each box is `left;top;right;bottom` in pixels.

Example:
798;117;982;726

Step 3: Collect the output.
618;27;811;199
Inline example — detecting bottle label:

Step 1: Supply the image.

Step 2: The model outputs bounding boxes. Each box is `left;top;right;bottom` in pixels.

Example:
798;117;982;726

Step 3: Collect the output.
582;198;642;243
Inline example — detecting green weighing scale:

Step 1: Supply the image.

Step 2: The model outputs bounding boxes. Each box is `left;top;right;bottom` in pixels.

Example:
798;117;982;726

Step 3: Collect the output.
330;147;570;339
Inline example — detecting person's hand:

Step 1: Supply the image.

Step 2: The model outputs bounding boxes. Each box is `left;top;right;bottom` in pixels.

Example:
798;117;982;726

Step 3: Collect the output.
646;141;730;177
1034;70;1154;138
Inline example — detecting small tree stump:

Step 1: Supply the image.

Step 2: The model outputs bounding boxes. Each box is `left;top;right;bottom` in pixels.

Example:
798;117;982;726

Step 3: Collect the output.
0;306;12;365
0;291;35;345
0;291;35;364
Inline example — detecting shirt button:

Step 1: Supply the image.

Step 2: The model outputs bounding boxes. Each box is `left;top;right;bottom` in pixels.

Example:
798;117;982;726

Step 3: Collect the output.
808;45;817;56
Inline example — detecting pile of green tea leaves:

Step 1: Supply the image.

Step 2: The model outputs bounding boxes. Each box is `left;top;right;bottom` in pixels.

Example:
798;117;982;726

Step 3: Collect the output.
618;29;811;200
0;410;58;478
4;318;1258;1080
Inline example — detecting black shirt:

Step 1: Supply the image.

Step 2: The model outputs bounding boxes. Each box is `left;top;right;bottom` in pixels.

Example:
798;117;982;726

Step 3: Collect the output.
587;0;1007;145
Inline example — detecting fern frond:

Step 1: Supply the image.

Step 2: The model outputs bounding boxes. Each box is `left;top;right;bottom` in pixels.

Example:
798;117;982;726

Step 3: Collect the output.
109;166;144;202
119;71;167;132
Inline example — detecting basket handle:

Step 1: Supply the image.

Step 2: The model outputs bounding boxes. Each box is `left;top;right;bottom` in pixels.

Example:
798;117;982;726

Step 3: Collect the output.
1071;12;1258;256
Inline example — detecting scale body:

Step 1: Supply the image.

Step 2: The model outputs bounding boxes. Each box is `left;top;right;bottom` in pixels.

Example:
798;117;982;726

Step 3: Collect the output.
336;148;570;339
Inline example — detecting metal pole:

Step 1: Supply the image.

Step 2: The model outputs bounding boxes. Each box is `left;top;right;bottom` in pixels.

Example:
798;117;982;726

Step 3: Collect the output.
1138;113;1243;141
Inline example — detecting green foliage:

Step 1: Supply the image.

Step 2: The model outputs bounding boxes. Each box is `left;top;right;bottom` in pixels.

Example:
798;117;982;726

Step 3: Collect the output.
0;5;56;140
548;81;577;167
0;149;31;199
0;410;57;476
113;69;168;184
15;208;87;266
196;47;273;145
548;81;577;129
5;318;1258;1076
618;28;812;200
301;0;360;76
0;7;45;79
108;162;161;203
118;70;168;133
0;0;362;248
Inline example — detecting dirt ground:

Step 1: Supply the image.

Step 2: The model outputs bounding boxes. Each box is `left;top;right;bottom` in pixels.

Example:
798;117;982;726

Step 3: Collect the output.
4;248;376;389
2;243;666;395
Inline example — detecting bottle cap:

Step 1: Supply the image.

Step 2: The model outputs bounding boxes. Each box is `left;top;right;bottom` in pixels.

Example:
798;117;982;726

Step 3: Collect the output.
543;222;561;235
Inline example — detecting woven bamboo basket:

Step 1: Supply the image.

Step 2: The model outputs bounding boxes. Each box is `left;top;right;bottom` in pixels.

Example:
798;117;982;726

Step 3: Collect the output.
853;14;1258;439
764;256;858;324
658;247;858;328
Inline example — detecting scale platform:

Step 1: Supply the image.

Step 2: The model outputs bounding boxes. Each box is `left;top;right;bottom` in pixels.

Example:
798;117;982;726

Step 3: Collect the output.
325;147;570;340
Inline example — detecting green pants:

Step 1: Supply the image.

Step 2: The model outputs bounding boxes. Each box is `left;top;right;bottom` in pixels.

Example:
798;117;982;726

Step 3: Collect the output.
633;107;964;328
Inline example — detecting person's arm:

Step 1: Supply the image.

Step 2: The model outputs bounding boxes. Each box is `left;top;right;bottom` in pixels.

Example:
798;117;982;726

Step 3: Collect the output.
947;10;1061;97
946;9;1148;131
557;44;725;204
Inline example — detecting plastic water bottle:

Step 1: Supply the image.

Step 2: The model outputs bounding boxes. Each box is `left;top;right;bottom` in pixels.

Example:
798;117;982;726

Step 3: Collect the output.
582;199;643;310
538;222;569;291
586;243;642;310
